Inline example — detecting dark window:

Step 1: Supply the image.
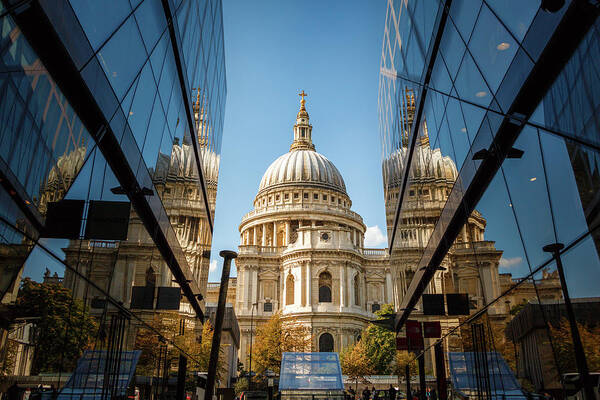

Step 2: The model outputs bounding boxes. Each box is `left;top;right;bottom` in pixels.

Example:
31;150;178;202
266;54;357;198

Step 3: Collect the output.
318;272;332;303
323;195;327;201
304;193;308;199
284;193;289;200
371;303;381;313
145;267;156;287
319;286;332;303
276;195;280;201
319;333;334;352
409;190;415;196
294;193;299;199
264;302;273;312
314;194;318;200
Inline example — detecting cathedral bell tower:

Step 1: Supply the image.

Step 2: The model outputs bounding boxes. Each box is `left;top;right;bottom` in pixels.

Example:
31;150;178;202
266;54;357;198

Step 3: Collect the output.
290;90;315;151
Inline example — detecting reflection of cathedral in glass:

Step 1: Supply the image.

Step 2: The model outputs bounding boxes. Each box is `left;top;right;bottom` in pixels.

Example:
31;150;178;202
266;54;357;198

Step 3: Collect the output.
383;90;562;346
60;92;218;332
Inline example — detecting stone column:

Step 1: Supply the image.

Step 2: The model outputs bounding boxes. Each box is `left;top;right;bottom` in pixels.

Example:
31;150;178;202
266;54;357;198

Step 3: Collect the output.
301;263;306;307
273;222;278;247
306;262;312;309
253;226;257;246
340;263;346;309
285;221;290;245
243;267;250;311
261;224;266;247
252;267;258;305
385;270;393;304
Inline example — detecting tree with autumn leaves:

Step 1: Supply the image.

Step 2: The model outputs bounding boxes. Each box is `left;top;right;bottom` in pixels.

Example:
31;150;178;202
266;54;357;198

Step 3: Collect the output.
340;340;373;393
547;317;600;373
13;278;97;374
249;312;312;375
340;305;423;384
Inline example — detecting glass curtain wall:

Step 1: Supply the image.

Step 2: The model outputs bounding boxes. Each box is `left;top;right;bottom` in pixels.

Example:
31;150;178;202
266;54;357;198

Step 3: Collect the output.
380;1;600;398
0;0;226;397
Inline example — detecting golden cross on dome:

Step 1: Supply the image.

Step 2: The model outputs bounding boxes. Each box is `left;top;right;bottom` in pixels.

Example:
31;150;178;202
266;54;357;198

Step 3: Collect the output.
298;90;308;102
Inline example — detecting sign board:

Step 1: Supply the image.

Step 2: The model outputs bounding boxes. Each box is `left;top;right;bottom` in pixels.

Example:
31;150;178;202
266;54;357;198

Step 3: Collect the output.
156;287;181;310
405;320;422;338
447;293;470;315
44;200;84;239
423;321;442;338
84;200;130;240
131;286;154;309
422;294;445;315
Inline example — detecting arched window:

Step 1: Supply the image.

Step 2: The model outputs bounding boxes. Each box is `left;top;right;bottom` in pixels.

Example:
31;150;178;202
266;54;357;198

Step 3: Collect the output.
145;267;156;287
318;272;332;303
319;333;334;352
371;303;381;313
354;274;360;305
286;274;295;305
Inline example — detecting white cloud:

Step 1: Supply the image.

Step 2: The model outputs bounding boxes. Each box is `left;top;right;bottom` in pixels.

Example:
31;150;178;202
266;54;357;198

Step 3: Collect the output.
499;256;522;268
364;225;387;247
209;259;218;272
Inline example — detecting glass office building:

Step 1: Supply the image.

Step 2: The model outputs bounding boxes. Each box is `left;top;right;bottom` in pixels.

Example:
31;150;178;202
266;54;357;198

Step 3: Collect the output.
0;0;226;396
379;0;600;398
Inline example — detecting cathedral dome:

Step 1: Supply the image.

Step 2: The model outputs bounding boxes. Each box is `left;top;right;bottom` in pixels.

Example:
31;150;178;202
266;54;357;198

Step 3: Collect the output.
257;91;346;196
383;140;458;188
258;149;346;194
153;139;220;188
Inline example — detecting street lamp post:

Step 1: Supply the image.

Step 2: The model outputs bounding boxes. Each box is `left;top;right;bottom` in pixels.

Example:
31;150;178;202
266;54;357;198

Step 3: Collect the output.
248;302;258;390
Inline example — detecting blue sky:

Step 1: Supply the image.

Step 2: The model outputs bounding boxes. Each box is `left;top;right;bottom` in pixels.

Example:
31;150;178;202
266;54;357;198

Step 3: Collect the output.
207;0;389;280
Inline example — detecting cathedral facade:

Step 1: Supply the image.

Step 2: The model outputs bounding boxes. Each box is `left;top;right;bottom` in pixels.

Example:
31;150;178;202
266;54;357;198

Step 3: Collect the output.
232;93;562;369
234;94;392;366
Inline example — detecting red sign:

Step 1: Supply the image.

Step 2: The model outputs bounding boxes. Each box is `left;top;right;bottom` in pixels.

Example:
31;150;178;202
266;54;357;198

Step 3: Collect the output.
396;337;408;351
423;321;441;338
405;320;422;338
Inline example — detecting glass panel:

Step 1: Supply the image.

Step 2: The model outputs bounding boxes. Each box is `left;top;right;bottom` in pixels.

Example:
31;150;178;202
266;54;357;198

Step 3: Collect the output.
126;61;157;148
69;0;131;50
487;1;539;43
539;129;593;246
467;3;518;95
449;0;482;43
453;50;493;108
501;125;556;270
96;16;147;101
133;0;167;53
439;19;466;82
